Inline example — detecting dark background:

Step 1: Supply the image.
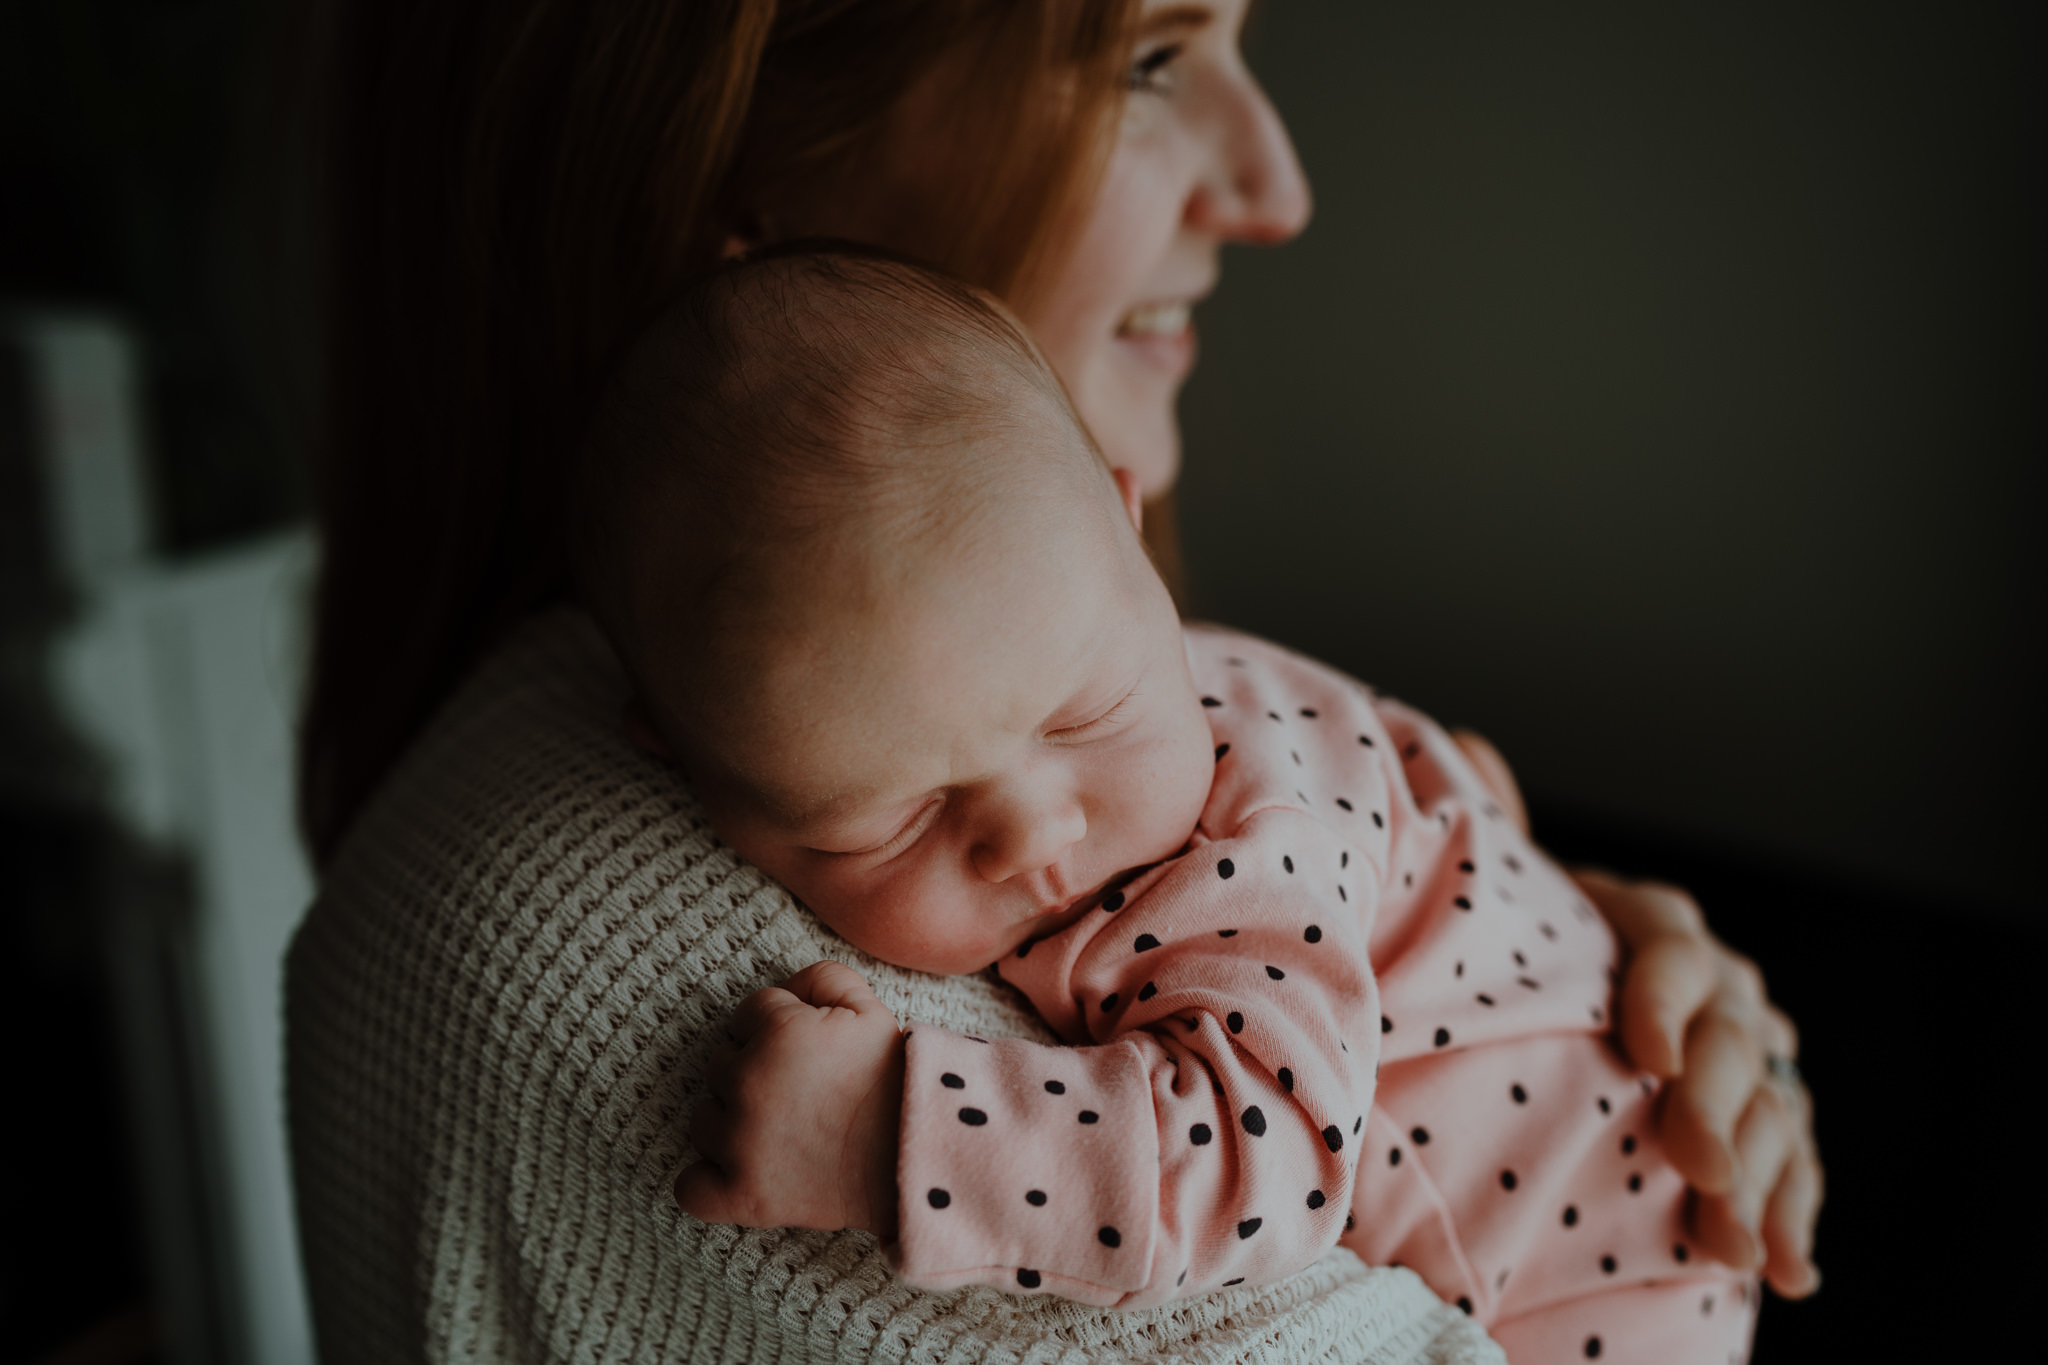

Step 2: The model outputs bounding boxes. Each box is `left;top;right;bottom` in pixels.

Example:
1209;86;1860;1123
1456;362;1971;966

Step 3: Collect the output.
3;0;2041;1360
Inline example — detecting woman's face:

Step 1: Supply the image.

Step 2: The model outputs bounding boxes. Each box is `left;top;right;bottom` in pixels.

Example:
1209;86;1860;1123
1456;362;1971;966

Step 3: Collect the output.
1017;0;1313;498
765;0;1311;499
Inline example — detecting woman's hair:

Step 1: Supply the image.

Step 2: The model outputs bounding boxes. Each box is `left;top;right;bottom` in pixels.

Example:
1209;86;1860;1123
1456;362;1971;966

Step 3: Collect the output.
301;0;1140;864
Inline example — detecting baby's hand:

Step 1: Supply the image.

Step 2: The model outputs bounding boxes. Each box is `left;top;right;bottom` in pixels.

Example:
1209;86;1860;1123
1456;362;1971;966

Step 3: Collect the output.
676;961;905;1237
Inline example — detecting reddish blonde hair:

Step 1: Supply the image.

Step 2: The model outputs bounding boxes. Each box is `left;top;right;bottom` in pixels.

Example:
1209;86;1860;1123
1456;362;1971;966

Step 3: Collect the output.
302;0;1140;863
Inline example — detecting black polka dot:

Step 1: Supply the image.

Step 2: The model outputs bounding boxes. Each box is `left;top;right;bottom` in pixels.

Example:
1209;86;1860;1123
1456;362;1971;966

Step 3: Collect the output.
1078;1110;1098;1123
1459;860;1475;873
1099;1226;1121;1247
1511;1083;1527;1103
1306;1189;1327;1209
1597;1096;1611;1114
1346;1214;1356;1232
1336;797;1354;811
928;1188;951;1208
1621;1135;1637;1156
1224;1277;1245;1286
1178;1270;1188;1287
1242;1106;1267;1136
1513;950;1528;967
1269;711;1283;721
1227;1011;1245;1033
1291;750;1302;765
1411;1126;1430;1145
1563;1205;1579;1227
1135;934;1161;952
1354;1115;1362;1134
1628;1173;1642;1193
1456;1296;1473;1315
1305;924;1323;943
1278;1067;1294;1091
1702;1294;1715;1315
1214;743;1230;761
1358;734;1375;746
1500;1169;1518;1191
1201;696;1223;707
1026;1189;1047;1206
1601;1255;1617;1274
1540;922;1558;941
1044;1079;1065;1094
1673;1242;1690;1262
958;1108;987;1125
1190;1123;1213;1145
1518;976;1541;990
1281;855;1295;875
1455;961;1465;978
1217;928;1238;938
1476;993;1495;1006
1380;1014;1391;1032
1101;994;1119;1012
941;1073;965;1089
1323;1125;1344;1152
1454;896;1472;911
1138;982;1157;1001
1300;707;1318;718
1017;1268;1040;1288
1102;890;1125;912
1265;965;1285;981
1237;1218;1263;1239
1584;1336;1602;1359
1338;885;1349;902
1341;850;1350;868
1434;1027;1452;1047
1371;812;1385;828
1217;858;1235;879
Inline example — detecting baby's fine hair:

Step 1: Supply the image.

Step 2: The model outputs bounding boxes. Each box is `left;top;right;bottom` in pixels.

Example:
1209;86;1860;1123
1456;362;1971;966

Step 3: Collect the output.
571;242;1094;650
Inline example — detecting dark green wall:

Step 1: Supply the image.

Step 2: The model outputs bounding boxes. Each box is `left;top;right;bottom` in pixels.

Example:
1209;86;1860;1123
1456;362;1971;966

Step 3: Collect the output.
1180;0;2042;913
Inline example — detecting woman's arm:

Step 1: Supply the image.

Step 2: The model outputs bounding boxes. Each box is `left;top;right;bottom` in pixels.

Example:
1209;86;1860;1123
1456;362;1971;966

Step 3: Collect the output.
1451;730;1823;1299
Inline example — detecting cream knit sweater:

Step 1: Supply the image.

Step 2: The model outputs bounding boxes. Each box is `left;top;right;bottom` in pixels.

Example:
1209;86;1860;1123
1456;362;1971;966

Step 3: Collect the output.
285;609;1505;1365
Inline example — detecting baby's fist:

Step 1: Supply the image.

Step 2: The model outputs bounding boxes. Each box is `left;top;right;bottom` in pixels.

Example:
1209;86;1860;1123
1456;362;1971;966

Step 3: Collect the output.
676;961;905;1237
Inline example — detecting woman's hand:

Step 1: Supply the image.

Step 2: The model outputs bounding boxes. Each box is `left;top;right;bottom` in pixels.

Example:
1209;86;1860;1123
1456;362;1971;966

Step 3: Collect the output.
1451;731;1823;1299
675;961;906;1238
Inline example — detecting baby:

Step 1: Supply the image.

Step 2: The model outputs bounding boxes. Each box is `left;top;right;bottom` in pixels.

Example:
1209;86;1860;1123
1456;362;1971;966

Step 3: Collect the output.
571;245;1757;1363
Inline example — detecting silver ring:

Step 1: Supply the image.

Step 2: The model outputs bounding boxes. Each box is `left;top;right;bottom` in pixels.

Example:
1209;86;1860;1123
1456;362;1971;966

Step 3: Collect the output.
1765;1053;1802;1086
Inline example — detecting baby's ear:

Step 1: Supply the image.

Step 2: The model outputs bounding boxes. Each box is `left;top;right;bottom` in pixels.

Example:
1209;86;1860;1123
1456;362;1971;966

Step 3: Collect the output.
622;697;673;759
1111;467;1145;534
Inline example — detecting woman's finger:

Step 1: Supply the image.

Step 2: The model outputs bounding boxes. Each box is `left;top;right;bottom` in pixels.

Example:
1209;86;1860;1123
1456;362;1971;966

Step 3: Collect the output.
1660;1011;1760;1194
1726;1085;1795;1249
1761;1142;1825;1298
1575;870;1719;1076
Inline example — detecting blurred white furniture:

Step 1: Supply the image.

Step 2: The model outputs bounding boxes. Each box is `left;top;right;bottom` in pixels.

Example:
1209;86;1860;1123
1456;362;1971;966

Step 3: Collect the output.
10;311;318;1365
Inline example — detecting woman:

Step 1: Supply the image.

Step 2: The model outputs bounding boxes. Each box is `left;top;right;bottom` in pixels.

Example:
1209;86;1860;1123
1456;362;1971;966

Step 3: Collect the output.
289;0;1819;1359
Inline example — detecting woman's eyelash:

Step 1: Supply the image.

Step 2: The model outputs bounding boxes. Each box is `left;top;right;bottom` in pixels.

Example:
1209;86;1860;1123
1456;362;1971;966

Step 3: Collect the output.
1128;43;1184;93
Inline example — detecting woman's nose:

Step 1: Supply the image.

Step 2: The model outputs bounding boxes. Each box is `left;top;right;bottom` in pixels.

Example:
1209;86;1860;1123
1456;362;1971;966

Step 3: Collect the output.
969;785;1088;886
1187;70;1312;246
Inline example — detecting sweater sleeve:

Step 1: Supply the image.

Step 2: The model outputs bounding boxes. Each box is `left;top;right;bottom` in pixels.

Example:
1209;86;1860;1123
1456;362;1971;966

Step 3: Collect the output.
887;632;1400;1309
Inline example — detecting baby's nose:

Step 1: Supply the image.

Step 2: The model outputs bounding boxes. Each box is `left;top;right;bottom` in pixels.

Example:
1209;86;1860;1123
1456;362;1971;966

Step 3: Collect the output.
969;790;1088;887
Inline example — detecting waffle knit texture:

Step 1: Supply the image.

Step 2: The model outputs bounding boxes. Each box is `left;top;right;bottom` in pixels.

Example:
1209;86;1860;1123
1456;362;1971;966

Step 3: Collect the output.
284;608;1504;1365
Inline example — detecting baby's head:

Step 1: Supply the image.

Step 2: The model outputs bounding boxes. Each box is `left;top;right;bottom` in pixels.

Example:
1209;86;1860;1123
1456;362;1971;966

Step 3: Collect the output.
574;247;1216;974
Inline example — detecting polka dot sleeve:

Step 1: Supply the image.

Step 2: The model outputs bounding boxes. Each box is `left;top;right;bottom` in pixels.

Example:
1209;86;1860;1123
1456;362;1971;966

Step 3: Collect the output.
887;630;1399;1307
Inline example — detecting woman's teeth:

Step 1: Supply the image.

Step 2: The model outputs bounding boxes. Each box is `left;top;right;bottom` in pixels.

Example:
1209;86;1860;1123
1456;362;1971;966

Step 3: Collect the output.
1118;302;1191;337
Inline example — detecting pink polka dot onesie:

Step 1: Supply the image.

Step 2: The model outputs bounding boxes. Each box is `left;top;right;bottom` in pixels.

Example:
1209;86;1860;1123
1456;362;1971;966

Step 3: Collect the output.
887;626;1758;1363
